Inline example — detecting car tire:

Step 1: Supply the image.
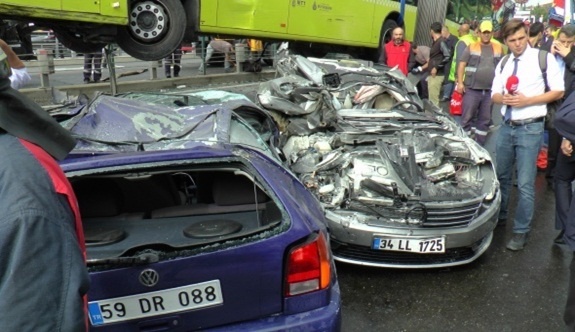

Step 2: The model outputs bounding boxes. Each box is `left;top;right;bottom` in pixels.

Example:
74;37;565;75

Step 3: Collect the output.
53;29;106;54
116;0;187;61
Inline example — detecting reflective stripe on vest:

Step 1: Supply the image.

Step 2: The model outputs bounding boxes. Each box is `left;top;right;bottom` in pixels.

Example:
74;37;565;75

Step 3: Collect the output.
463;41;503;86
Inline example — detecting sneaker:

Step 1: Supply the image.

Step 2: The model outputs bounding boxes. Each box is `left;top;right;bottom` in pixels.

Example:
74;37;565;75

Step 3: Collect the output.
506;233;528;251
497;218;507;227
83;79;90;84
554;230;565;245
224;68;234;73
440;96;450;102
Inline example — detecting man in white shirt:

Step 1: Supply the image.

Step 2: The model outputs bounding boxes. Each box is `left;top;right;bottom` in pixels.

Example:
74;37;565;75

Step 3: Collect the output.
0;39;30;90
491;19;564;251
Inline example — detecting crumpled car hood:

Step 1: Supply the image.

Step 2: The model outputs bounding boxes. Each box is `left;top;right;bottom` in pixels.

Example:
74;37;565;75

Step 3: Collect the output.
256;54;498;227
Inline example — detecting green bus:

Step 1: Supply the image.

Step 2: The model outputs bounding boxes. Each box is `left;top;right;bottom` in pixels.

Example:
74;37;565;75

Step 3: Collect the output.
0;0;525;61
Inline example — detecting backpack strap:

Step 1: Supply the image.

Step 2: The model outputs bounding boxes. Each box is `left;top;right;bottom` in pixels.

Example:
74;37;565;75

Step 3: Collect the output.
500;50;549;90
499;54;510;73
538;49;550;91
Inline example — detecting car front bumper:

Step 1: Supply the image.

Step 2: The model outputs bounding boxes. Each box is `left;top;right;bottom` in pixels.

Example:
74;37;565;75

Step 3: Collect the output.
328;193;501;269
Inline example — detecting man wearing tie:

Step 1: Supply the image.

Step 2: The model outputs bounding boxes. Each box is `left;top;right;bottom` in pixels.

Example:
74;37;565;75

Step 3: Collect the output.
491;19;564;251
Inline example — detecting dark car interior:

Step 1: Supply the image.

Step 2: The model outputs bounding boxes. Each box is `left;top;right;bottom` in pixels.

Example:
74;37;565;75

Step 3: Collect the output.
72;169;283;262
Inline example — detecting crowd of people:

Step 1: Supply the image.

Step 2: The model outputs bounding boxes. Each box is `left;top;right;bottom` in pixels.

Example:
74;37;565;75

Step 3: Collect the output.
378;18;575;327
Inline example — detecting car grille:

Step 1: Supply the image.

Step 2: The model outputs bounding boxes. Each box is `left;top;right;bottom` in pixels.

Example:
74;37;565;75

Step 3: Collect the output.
422;198;483;227
332;240;479;266
350;197;483;228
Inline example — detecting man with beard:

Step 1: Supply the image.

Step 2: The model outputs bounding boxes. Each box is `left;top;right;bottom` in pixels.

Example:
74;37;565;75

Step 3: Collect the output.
378;27;416;76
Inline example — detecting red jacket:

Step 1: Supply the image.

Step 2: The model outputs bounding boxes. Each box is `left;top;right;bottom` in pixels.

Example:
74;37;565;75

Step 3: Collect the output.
380;40;414;76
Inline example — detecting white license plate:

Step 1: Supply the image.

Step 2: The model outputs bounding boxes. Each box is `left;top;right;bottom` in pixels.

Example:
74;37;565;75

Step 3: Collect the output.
372;237;445;253
88;280;223;326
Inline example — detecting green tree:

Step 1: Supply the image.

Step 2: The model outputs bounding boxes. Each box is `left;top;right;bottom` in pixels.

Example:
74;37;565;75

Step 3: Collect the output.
531;5;549;22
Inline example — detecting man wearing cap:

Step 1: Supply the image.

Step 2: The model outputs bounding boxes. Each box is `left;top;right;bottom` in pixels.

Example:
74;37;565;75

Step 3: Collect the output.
456;20;503;146
0;47;89;330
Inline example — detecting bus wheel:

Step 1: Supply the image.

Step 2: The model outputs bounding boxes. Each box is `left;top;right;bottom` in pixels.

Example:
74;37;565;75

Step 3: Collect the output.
117;0;186;61
380;19;398;45
53;29;106;54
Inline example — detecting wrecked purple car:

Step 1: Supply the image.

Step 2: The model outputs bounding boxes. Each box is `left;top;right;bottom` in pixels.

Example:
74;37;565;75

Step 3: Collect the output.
255;55;501;268
55;92;341;331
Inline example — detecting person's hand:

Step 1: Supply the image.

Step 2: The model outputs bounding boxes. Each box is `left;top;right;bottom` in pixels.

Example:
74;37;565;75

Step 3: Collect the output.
561;138;573;157
456;82;465;94
554;41;571;58
0;39;9;53
502;92;529;108
411;66;423;74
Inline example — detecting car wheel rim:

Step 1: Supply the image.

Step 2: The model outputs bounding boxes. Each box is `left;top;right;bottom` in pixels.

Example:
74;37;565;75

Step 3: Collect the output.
129;1;168;42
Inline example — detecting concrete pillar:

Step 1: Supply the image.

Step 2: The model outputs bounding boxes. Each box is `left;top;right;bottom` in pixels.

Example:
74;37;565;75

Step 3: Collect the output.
235;43;247;73
149;60;162;79
37;49;54;88
105;45;118;95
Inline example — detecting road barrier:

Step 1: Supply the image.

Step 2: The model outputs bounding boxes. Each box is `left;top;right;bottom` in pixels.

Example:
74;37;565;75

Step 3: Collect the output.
19;43;279;105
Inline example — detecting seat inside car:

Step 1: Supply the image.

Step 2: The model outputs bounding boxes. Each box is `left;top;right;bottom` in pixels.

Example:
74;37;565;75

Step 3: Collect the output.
151;173;269;218
73;174;181;220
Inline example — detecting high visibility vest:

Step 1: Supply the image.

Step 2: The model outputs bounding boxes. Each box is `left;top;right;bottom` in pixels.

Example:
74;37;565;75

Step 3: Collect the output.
462;41;504;87
448;33;476;81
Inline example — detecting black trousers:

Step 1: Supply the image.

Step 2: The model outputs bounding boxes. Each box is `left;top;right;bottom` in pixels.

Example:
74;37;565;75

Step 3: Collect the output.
164;49;182;77
83;53;103;81
547;128;561;179
554;151;575;232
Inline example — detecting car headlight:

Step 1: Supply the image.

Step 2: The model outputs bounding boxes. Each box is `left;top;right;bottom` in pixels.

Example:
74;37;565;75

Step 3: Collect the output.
483;179;499;202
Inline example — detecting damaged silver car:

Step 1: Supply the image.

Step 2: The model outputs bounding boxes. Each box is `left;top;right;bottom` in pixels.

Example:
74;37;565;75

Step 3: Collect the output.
256;54;501;268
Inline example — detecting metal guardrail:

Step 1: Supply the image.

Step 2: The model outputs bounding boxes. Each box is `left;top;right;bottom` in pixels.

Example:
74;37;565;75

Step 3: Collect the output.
21;39;279;91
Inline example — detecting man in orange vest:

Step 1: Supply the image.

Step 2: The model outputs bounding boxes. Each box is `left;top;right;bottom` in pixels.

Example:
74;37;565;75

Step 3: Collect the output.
378;27;416;76
456;20;503;146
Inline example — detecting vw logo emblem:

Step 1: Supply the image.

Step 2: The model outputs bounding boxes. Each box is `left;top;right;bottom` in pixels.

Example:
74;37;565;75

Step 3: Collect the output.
139;269;159;287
